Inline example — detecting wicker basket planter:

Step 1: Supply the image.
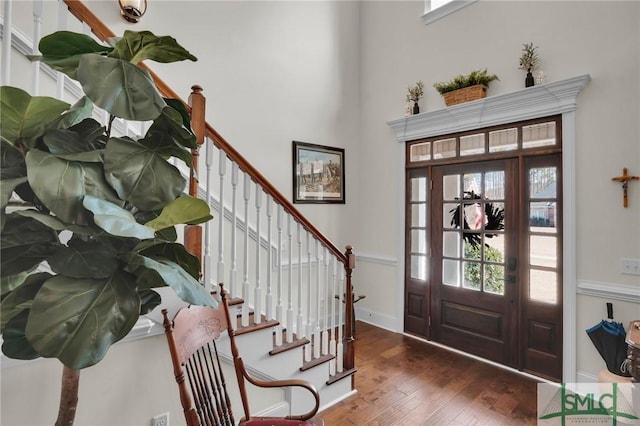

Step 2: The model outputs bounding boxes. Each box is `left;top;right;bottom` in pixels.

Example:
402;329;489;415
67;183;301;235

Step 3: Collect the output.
443;84;487;107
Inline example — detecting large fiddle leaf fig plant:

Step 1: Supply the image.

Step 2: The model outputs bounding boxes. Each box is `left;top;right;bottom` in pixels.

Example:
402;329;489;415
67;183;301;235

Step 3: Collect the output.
0;30;213;425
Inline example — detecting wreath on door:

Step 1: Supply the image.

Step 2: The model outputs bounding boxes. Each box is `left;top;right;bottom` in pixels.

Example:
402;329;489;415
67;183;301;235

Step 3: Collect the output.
449;191;505;247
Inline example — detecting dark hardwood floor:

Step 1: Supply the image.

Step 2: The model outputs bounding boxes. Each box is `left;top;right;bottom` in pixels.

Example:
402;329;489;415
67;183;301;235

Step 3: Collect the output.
318;321;540;425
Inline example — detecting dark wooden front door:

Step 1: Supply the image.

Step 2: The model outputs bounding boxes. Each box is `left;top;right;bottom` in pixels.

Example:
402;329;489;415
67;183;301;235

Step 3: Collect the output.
407;154;563;381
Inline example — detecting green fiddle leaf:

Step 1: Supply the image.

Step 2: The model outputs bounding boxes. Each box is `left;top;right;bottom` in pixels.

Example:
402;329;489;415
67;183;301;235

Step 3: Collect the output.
14;210;98;235
49;96;94;130
1;272;51;330
48;237;119;279
164;98;195;145
25;271;140;369
141;106;196;164
2;310;40;360
26;150;121;225
1;141;26;180
135;240;200;280
1;214;61;276
127;253;215;308
35;31;113;80
110;30;197;65
77;55;165;121
0;86;69;149
138;289;162;315
104;137;186;211
83;195;155;239
1;177;27;210
145;195;212;231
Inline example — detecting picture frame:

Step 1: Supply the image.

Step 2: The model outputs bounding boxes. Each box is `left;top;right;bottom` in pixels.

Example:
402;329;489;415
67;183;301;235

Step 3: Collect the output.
292;141;345;204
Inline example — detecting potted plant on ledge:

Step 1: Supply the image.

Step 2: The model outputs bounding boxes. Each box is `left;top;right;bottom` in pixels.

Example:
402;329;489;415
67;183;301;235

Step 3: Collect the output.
1;30;215;425
519;42;539;87
433;68;499;107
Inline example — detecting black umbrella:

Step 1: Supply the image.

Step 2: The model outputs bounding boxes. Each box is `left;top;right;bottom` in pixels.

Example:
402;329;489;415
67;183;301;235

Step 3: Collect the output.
586;319;632;377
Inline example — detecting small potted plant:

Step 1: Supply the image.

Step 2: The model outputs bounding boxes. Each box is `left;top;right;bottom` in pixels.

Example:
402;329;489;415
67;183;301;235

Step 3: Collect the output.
406;80;424;115
433;69;499;107
519;42;539;87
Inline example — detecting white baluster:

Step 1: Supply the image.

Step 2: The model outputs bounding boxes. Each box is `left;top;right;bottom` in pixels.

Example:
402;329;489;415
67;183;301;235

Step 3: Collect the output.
55;0;67;99
336;266;345;373
286;215;293;343
265;195;273;321
296;223;304;341
254;186;262;325
275;205;284;346
2;0;12;86
329;256;337;376
313;240;321;359
203;140;213;291
304;232;313;362
241;173;251;327
216;151;226;288
31;0;43;95
321;247;329;356
230;163;238;297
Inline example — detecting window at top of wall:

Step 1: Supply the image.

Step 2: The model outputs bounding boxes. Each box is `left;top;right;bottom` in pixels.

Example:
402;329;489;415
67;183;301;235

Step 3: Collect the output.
422;0;477;25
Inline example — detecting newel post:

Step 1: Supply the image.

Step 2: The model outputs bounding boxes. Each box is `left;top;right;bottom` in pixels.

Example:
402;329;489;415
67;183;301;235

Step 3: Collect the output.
184;85;206;268
343;245;356;371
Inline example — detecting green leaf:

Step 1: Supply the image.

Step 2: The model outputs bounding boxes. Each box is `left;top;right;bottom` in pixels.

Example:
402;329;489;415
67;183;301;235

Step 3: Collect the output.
135;240;200;280
127;254;215;308
1;272;51;331
25;271;140;369
26;150;121;225
164;98;195;146
141;106;196;164
104;137;186;211
110;30;197;65
1;141;26;180
14;210;98;235
83;195;155;239
138;289;162;315
2;310;40;360
1;177;27;210
49;96;94;130
145;195;212;231
77;55;165;121
48;237;119;279
36;31;113;80
1;214;61;276
0;86;70;149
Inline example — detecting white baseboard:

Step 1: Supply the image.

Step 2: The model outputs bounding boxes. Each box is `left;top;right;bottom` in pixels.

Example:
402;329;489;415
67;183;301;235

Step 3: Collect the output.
254;401;290;418
355;306;399;333
318;389;357;413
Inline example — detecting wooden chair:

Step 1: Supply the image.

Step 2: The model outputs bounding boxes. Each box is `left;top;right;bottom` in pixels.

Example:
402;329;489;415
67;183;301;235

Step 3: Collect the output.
162;284;323;426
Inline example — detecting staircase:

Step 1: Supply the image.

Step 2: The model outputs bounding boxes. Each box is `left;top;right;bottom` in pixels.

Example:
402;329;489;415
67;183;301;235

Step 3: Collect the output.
1;0;356;415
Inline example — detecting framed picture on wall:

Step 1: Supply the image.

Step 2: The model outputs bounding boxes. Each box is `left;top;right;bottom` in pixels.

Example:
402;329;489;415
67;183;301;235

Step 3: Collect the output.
292;141;345;204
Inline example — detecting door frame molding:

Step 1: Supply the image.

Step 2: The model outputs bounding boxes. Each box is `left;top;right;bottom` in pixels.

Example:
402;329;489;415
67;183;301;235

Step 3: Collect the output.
388;74;591;382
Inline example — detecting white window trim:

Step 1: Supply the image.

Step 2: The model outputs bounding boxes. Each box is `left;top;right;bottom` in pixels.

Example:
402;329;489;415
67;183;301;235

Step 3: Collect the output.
422;0;477;25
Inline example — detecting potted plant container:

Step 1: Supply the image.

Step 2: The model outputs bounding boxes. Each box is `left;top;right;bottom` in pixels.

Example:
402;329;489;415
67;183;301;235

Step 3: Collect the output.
433;69;499;107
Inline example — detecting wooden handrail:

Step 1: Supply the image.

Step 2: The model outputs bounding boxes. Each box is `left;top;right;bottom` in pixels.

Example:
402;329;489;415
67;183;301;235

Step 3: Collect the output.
62;0;347;264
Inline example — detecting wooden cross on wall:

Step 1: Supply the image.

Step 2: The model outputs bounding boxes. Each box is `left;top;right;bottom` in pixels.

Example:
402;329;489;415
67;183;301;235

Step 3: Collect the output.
612;168;639;208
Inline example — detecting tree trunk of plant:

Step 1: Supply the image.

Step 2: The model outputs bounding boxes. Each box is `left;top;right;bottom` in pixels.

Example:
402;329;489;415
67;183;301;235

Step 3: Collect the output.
55;366;80;426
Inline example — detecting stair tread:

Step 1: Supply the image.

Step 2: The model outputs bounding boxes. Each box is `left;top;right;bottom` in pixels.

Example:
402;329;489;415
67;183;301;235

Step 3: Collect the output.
233;319;279;336
300;353;335;371
269;336;309;356
326;367;357;386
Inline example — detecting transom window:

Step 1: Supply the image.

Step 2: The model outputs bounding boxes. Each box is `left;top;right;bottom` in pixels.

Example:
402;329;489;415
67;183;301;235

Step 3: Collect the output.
423;0;477;25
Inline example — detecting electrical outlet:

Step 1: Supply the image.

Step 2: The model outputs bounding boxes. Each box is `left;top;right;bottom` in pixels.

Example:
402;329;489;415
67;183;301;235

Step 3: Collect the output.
152;412;169;426
621;258;640;276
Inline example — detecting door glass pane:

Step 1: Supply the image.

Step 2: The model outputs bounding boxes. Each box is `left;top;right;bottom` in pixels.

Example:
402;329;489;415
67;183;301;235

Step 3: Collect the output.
529;202;557;233
463;238;481;260
443;231;460;258
460;133;485;156
443;174;460;200
410;254;427;280
463;173;482;196
410;142;431;162
484;264;505;295
485;234;504;263
523;121;556;149
443;259;460;287
489;128;517;152
433;138;457;159
530;167;557;199
463;261;481;290
485;171;505;199
443;203;459;229
411;203;426;227
410;177;427;202
410;229;426;253
486;202;505;232
530;269;557;304
530;235;557;268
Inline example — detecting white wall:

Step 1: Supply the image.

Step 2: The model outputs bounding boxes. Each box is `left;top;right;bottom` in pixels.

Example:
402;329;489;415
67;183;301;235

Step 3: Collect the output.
356;0;639;379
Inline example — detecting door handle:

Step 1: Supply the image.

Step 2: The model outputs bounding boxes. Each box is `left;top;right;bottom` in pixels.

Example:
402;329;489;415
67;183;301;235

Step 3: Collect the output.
506;257;517;272
504;275;517;284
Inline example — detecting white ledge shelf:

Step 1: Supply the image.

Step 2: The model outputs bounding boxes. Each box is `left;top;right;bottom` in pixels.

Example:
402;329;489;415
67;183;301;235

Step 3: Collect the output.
387;74;591;143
